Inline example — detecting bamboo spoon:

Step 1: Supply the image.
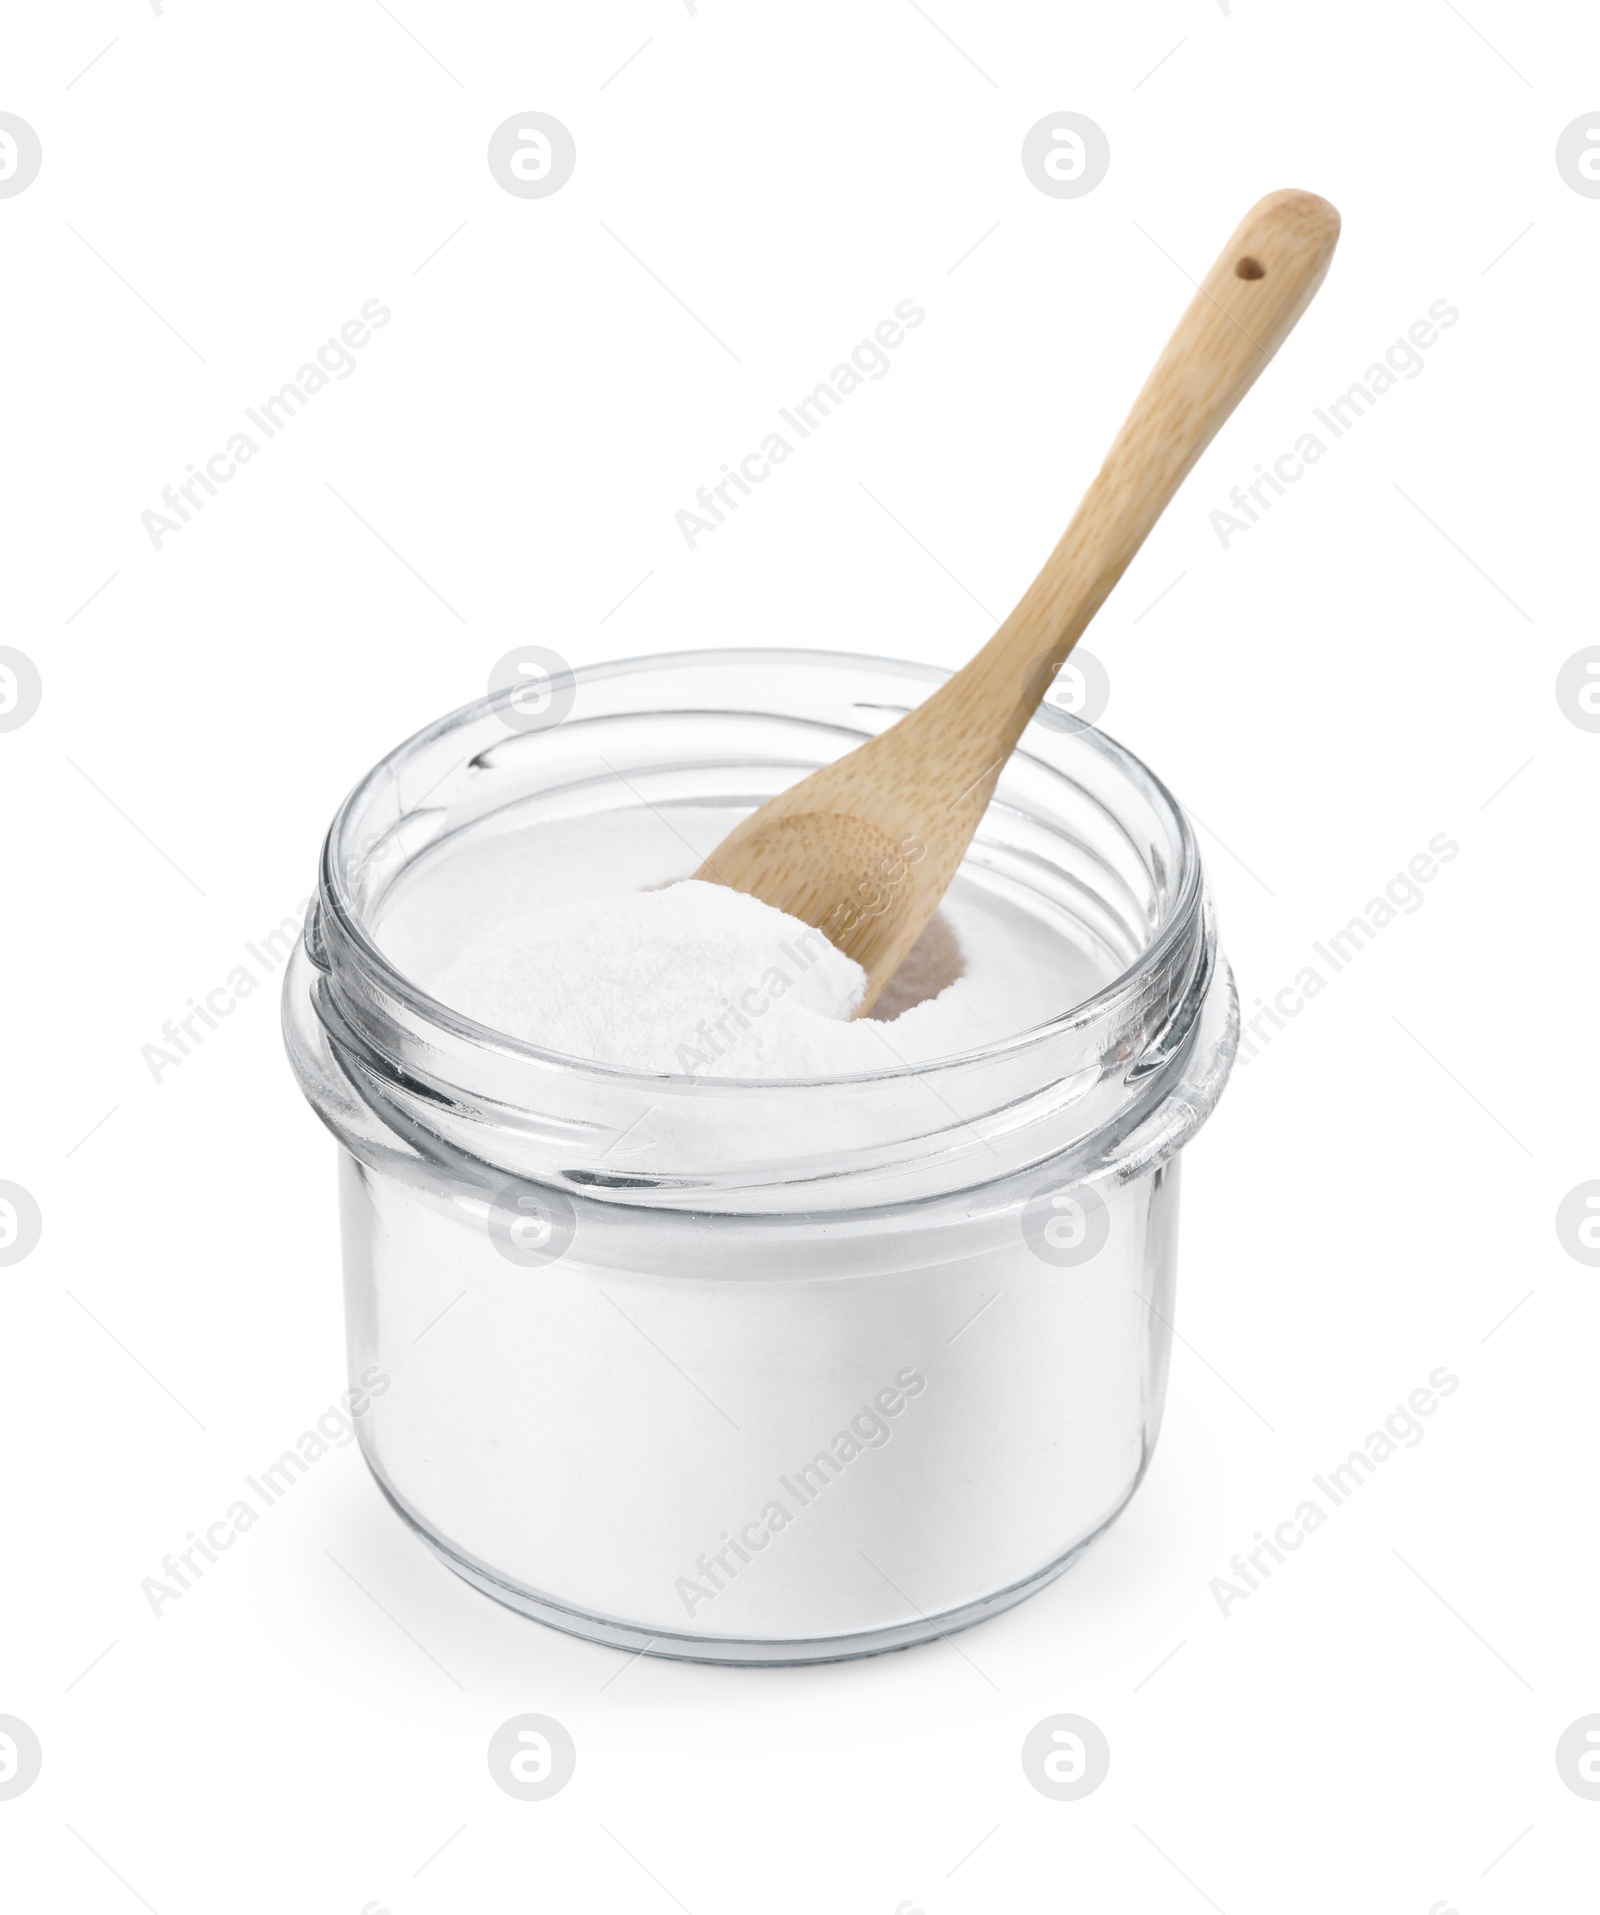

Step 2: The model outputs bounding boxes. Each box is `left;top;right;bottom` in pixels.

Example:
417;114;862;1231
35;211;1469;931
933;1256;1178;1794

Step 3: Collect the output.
695;188;1340;1015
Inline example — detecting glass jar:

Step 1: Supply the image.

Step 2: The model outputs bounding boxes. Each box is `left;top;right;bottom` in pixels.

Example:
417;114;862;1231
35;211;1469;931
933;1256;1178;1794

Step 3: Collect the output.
282;649;1237;1664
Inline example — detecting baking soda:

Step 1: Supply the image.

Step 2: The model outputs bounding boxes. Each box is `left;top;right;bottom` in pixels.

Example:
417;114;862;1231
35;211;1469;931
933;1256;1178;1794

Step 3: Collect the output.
377;808;1104;1075
339;803;1177;1649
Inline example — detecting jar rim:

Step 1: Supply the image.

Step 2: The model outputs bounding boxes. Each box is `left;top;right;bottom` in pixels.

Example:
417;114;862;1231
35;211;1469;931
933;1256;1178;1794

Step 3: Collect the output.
318;645;1205;1092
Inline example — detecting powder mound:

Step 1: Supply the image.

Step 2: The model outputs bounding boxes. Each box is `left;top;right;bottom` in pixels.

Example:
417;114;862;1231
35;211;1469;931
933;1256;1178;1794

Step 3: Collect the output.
435;880;869;1078
385;810;1110;1074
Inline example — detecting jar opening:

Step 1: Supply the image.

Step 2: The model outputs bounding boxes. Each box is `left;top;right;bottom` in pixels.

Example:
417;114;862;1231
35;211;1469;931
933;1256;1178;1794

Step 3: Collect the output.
286;650;1236;1209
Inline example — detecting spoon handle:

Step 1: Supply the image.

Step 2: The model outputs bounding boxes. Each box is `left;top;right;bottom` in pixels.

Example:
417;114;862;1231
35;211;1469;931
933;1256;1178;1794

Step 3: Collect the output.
938;188;1340;753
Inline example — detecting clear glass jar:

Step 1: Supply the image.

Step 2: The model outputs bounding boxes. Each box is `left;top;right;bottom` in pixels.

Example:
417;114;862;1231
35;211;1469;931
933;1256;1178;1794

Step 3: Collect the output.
282;649;1237;1664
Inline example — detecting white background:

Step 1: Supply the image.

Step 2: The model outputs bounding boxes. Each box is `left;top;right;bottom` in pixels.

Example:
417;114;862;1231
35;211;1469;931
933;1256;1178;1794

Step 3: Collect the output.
3;2;1596;1909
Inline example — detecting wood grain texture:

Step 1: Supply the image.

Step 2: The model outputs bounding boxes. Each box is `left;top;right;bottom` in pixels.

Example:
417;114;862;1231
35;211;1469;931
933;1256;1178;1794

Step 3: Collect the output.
696;189;1341;1013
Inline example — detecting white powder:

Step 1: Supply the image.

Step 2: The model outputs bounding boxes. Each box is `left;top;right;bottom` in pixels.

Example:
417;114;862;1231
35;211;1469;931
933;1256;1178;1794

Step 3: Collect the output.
435;882;865;1077
339;803;1188;1654
376;808;1106;1076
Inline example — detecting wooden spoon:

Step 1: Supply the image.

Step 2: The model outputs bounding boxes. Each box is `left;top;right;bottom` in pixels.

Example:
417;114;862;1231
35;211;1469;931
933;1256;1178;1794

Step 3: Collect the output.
695;188;1340;1015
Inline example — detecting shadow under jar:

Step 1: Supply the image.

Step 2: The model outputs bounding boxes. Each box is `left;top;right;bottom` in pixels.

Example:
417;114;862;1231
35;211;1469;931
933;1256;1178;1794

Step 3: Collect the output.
283;649;1238;1665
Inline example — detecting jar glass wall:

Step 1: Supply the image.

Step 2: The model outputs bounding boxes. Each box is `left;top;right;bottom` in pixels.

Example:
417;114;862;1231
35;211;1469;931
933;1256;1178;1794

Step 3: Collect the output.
284;650;1237;1663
